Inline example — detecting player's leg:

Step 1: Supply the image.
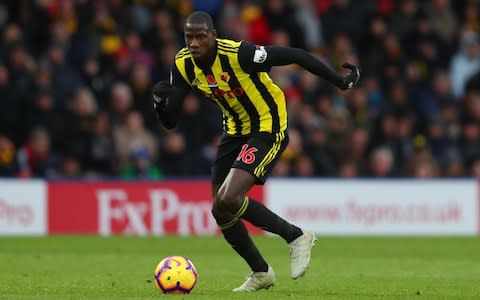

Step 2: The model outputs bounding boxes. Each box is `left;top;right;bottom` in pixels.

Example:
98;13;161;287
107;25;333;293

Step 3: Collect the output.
211;179;268;274
212;168;275;292
233;132;302;241
211;135;274;291
233;131;316;279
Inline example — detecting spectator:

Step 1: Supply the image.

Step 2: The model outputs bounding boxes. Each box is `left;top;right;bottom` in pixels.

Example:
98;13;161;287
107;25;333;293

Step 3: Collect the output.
119;148;163;180
450;30;480;99
113;110;158;169
390;0;419;38
338;159;359;178
53;154;84;179
368;146;395;177
0;64;19;141
294;0;323;50
271;157;291;177
109;82;133;126
264;0;305;48
426;0;458;44
1;1;480;179
84;112;117;177
158;131;189;176
0;134;17;176
129;62;157;131
16;127;59;178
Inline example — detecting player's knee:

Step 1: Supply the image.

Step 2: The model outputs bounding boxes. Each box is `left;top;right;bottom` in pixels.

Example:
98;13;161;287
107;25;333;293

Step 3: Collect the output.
211;201;230;226
215;188;242;214
211;205;221;224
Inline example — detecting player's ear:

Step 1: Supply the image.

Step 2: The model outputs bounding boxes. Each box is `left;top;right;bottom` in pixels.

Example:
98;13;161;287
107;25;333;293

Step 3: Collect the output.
211;29;217;39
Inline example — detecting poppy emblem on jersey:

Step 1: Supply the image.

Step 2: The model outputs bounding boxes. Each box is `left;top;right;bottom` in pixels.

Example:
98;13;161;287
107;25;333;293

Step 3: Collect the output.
206;74;218;87
220;72;230;82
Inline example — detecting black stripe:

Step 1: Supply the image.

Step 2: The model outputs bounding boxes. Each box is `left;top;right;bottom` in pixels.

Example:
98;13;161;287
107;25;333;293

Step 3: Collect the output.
184;58;196;83
200;65;242;135
219;54;260;133
186;58;231;132
175;49;190;59
217;47;238;54
250;73;280;133
175;53;190;59
185;58;215;106
177;48;189;55
217;40;239;50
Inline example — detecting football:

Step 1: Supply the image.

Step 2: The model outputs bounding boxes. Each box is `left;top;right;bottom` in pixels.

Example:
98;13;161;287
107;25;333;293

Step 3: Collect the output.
153;256;198;294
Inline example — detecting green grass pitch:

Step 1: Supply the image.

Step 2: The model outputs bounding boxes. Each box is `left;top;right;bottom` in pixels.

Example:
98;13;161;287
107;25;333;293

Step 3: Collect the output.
0;236;479;299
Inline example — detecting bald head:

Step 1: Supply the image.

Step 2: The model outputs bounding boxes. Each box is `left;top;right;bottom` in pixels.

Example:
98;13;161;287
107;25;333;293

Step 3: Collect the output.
184;11;217;61
185;11;215;31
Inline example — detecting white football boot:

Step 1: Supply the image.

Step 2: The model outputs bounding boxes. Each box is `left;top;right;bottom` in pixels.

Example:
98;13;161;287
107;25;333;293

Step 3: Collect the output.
289;230;317;279
232;265;275;292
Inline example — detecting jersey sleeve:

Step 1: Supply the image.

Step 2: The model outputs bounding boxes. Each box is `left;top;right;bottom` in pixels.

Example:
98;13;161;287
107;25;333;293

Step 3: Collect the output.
240;41;345;88
238;40;272;73
172;63;191;90
158;63;191;129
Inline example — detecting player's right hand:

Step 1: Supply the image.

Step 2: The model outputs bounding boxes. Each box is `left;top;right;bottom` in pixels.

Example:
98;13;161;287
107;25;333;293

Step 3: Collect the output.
152;81;173;107
340;63;360;90
152;81;177;129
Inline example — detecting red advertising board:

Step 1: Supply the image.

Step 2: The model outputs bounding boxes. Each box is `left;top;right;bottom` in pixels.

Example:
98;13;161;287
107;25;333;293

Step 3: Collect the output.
48;181;264;235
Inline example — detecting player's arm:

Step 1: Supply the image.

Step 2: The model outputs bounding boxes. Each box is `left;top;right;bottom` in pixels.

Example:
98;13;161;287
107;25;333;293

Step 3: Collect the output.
152;65;190;129
238;41;360;90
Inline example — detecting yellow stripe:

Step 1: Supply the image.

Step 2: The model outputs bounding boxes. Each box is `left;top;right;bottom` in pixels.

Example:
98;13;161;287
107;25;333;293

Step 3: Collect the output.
233;197;249;219
258;72;287;132
211;54;250;135
218;197;250;230
217;45;239;53
254;133;279;176
258;132;283;176
175;48;190;59
260;131;285;176
216;39;241;48
254;132;282;177
241;74;273;133
219;217;238;230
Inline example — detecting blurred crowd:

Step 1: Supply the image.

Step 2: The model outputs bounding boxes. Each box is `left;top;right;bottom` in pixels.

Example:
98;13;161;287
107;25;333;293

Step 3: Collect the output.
1;0;480;179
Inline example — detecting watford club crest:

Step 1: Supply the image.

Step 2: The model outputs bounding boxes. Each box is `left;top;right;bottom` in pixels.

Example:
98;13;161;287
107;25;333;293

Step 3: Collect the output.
220;72;230;82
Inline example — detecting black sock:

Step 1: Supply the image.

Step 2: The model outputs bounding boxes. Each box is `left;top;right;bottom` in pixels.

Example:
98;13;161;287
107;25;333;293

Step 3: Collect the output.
221;219;269;272
242;198;303;243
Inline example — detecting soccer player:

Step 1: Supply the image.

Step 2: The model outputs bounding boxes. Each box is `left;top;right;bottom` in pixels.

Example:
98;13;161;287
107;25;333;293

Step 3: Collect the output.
153;11;360;292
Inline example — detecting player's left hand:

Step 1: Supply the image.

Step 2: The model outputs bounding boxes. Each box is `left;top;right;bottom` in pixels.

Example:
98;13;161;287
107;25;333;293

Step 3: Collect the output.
340;63;360;90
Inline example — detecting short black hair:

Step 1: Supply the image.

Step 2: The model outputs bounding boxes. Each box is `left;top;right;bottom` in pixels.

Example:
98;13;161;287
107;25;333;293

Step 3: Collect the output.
185;11;215;31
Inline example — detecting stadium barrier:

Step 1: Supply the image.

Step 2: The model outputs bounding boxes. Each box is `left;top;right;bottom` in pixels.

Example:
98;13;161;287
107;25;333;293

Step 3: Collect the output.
0;180;46;235
267;179;479;236
0;179;478;236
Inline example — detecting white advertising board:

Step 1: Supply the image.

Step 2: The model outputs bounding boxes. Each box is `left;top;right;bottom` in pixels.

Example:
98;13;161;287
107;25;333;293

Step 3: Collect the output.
266;179;478;235
0;180;47;235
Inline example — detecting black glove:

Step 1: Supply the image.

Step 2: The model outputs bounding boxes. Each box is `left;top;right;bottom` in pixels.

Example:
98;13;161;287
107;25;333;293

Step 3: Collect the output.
152;81;176;129
339;63;360;90
152;81;173;108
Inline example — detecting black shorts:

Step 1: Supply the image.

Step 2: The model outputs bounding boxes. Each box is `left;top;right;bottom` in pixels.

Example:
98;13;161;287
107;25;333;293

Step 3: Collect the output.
212;131;289;185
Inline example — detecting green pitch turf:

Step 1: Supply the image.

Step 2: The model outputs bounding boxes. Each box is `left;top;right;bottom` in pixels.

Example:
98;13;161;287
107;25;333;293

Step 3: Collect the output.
0;236;479;299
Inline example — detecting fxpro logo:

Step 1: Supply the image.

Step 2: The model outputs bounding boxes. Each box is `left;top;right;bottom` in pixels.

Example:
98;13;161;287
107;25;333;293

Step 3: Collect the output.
212;87;245;99
96;189;217;236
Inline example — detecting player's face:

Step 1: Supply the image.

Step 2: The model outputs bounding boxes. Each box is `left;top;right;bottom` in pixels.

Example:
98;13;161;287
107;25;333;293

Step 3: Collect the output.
184;23;216;62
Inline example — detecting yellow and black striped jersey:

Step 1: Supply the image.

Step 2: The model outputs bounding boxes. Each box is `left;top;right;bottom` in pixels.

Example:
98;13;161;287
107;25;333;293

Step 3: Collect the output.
173;38;287;136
